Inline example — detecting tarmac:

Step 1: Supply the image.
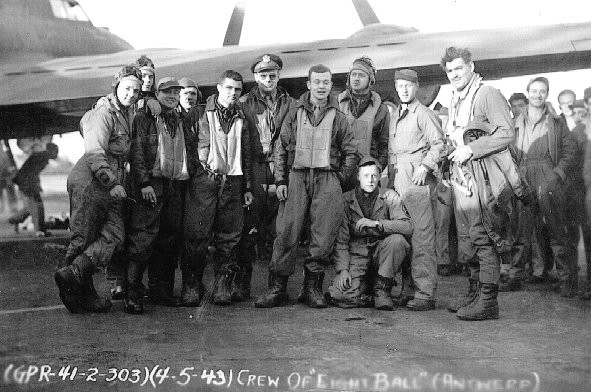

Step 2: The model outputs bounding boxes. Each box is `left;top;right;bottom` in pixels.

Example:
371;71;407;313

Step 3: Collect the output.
0;197;590;392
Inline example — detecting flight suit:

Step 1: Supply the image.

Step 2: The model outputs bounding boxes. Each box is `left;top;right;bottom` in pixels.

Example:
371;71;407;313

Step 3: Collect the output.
65;94;132;269
388;98;444;301
508;105;578;291
271;92;358;276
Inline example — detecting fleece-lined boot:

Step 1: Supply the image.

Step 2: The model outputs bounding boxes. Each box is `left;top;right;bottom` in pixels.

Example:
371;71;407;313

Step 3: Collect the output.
456;283;499;321
300;270;327;308
447;278;479;313
254;273;289;308
373;275;395;311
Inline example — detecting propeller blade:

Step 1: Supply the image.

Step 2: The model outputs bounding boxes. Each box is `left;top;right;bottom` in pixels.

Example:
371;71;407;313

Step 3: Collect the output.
223;2;246;46
352;0;380;26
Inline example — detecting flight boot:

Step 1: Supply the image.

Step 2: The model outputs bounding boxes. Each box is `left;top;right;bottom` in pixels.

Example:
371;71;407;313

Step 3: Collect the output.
124;261;145;314
213;269;235;306
456;283;499;321
297;271;324;303
559;277;578;298
301;269;327;308
447;278;479;313
254;273;289;308
80;275;112;313
178;269;202;307
231;265;252;302
373;275;395;311
149;285;180;307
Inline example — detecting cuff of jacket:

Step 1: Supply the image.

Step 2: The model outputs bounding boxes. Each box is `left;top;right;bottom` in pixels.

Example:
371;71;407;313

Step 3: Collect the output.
553;167;566;182
335;260;350;273
275;179;288;187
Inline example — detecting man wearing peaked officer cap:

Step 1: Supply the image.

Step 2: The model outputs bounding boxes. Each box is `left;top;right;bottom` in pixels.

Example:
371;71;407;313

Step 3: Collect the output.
337;56;389;192
389;68;445;311
326;156;412;310
235;55;296;302
250;54;283;73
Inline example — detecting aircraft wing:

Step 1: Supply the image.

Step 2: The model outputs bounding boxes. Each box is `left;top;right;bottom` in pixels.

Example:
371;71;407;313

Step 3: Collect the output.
1;22;590;138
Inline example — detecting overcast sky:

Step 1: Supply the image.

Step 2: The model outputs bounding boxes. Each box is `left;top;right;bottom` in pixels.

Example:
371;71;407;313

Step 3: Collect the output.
78;0;591;50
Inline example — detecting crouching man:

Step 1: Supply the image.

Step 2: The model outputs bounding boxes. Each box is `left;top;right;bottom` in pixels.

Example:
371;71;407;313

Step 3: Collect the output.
326;157;412;310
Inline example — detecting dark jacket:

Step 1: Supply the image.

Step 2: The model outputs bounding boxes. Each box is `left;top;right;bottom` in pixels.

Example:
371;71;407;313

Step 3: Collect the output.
512;105;578;181
13;143;58;195
570;121;590;222
333;188;412;272
274;92;360;186
130;109;200;193
198;94;253;191
239;86;297;163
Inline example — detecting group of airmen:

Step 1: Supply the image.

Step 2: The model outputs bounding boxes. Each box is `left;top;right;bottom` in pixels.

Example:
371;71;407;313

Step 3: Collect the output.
52;46;591;322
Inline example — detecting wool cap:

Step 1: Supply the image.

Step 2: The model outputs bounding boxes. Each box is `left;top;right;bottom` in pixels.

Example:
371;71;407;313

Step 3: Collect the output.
351;56;376;84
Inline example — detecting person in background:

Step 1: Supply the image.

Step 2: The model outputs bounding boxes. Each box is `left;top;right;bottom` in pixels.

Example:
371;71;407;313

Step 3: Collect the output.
507;77;578;297
508;93;528;120
9;142;59;236
177;77;201;118
557;89;577;130
569;99;591;299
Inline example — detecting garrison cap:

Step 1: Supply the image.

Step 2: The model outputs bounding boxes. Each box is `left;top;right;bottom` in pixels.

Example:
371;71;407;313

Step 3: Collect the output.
156;77;182;91
358;156;383;173
251;54;283;73
394;69;418;83
178;77;198;89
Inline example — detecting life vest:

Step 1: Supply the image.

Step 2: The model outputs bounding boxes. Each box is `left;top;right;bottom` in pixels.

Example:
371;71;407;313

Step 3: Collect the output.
338;91;381;157
293;107;335;169
206;111;243;175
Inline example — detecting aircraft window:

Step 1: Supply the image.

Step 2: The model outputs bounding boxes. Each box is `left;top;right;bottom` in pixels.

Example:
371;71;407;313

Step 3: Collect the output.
49;0;90;22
